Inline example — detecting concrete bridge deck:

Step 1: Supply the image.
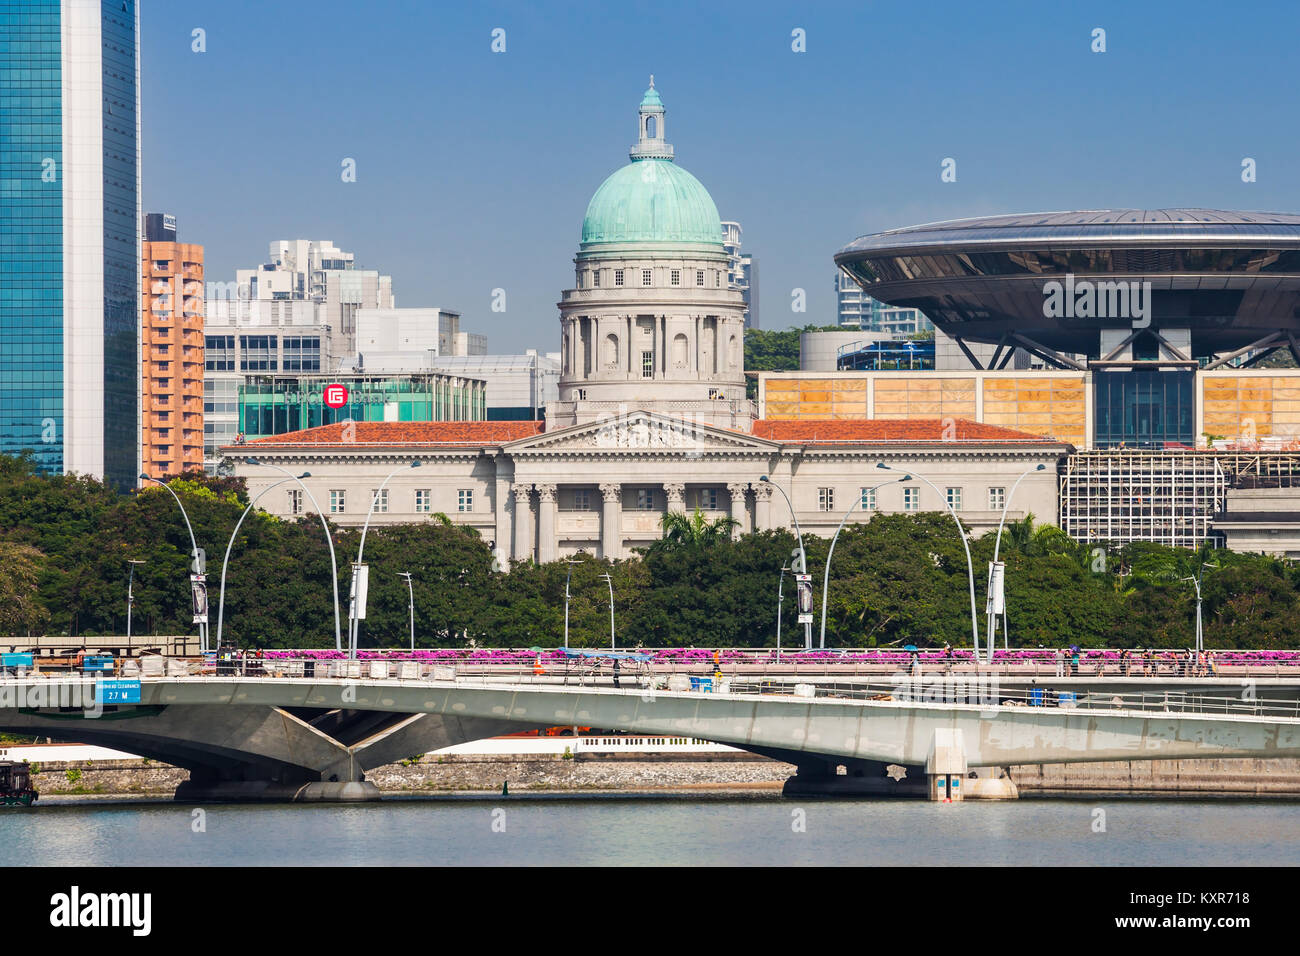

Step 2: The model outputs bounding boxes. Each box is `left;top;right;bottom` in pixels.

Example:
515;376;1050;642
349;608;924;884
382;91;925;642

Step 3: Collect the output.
4;672;1300;802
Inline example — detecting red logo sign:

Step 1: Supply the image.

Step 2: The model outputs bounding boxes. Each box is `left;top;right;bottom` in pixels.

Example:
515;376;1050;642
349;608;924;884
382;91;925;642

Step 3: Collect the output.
323;384;349;408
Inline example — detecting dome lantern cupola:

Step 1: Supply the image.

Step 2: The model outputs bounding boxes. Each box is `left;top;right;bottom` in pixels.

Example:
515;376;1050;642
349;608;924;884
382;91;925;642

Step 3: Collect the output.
630;75;673;161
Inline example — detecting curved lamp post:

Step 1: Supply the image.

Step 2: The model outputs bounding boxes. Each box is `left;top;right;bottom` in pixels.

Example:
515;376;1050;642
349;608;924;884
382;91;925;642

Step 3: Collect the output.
776;561;789;660
397;571;415;652
244;458;342;652
125;559;146;641
138;473;207;652
563;557;583;650
598;572;616;649
349;461;421;657
759;475;811;650
215;475;302;648
819;475;908;650
987;463;1046;661
877;462;980;657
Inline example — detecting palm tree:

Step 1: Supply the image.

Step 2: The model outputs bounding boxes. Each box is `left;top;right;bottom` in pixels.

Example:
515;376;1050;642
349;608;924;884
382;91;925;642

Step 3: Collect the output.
659;508;739;549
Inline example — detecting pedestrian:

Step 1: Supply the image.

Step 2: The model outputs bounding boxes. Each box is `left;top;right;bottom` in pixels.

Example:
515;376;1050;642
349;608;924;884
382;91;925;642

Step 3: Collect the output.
1071;647;1080;677
612;657;621;689
1055;648;1065;678
910;649;922;677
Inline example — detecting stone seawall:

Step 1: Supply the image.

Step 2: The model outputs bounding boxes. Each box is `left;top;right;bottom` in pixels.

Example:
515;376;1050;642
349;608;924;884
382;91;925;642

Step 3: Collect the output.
1010;758;1300;797
26;755;1300;799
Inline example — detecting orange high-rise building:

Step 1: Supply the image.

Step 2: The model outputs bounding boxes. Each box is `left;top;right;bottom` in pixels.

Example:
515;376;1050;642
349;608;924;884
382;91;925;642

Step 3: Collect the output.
141;214;205;479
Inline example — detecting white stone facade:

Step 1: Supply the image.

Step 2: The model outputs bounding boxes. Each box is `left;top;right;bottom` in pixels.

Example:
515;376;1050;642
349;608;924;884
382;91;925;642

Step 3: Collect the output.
230;411;1067;563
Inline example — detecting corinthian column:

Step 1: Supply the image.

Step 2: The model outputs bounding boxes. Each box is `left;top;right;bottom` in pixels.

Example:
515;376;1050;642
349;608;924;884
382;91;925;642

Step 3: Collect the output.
727;482;749;538
513;485;533;563
753;482;773;532
663;482;685;512
536;483;557;564
600;482;622;560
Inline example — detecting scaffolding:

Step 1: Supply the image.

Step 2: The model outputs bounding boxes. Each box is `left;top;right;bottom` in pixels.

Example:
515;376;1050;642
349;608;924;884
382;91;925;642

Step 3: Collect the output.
1060;450;1226;550
1060;450;1300;549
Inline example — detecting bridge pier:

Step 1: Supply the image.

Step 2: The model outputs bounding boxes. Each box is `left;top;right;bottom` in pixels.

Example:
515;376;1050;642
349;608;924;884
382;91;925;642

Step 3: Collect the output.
174;780;382;803
782;759;929;798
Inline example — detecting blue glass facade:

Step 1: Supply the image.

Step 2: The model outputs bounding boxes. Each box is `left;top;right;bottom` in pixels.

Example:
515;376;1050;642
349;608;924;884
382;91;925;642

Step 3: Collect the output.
0;1;139;487
1094;370;1195;449
100;0;139;489
0;1;63;474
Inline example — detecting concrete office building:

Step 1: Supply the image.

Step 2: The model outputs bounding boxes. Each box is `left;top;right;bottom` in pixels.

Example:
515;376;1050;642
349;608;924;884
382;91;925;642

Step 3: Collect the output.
722;221;758;329
141;214;204;478
0;0;140;488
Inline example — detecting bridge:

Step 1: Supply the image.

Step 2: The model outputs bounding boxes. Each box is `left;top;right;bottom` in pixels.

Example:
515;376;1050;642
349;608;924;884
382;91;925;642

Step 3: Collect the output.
4;666;1300;802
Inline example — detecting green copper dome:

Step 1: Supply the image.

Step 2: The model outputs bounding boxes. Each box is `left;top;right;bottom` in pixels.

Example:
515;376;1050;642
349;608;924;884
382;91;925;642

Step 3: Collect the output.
581;160;723;247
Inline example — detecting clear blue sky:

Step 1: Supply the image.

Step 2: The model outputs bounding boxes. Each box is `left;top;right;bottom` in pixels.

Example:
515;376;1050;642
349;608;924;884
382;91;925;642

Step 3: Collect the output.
142;0;1300;352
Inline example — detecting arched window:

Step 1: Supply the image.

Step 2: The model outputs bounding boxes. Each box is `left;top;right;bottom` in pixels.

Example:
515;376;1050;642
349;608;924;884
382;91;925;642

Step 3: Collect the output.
672;333;688;368
728;334;740;368
646;115;657;139
603;332;619;367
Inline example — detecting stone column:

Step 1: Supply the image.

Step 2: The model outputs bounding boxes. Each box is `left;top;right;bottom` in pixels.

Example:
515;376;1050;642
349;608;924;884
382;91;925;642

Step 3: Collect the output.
536;483;557;564
754;482;773;532
512;484;533;563
493;456;511;560
600;482;622;560
663;481;685;513
727;482;749;537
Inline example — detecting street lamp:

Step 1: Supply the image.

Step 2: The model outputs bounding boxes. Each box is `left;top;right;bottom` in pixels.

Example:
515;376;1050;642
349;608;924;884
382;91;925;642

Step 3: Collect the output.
1182;561;1219;655
987;463;1047;660
125;560;146;641
215;475;303;649
819;476;908;650
397;571;415;652
759;475;811;650
776;561;790;660
563;557;584;650
243;458;342;652
877;462;980;657
138;474;207;652
350;461;422;657
598;572;615;649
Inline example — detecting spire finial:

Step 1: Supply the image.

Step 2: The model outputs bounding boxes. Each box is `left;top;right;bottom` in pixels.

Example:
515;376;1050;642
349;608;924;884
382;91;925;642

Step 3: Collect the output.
649;74;654;88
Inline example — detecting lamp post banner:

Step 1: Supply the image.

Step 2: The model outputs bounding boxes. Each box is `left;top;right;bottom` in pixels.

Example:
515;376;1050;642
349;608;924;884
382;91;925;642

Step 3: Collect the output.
796;574;813;624
190;574;209;624
987;561;1006;615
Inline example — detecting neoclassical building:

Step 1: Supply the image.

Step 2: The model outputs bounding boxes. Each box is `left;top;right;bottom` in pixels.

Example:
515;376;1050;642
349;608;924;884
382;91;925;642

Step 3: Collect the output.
551;78;751;430
227;83;1071;561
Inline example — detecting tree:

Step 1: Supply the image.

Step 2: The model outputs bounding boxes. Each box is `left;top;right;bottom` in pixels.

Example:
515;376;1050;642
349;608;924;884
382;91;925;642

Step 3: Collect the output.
0;542;52;635
656;508;739;550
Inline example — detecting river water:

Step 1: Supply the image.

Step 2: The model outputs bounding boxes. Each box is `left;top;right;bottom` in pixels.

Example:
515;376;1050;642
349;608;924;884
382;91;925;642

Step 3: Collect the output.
4;796;1300;866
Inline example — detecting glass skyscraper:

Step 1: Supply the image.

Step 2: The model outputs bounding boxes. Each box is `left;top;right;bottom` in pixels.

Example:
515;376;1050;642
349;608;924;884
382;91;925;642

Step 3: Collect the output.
0;0;139;488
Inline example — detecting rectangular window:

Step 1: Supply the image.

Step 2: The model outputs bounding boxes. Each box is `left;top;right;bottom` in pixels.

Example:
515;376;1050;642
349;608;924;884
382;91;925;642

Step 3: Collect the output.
415;489;432;513
615;270;624;287
698;488;718;510
636;489;655;511
642;269;652;287
715;271;721;288
670;269;681;286
860;487;876;510
572;489;590;511
371;488;388;513
642;351;654;378
696;270;705;286
989;487;1006;511
592;270;600;287
818;487;835;512
330;489;346;514
946;487;962;511
903;487;919;511
458;489;473;512
288;488;303;516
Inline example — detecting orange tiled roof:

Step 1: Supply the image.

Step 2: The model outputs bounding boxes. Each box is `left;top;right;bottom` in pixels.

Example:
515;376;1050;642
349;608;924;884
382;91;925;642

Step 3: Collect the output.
750;419;1063;445
231;421;544;448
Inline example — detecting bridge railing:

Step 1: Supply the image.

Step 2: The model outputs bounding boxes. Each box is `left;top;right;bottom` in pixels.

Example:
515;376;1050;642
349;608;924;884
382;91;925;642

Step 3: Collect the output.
721;677;1300;720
